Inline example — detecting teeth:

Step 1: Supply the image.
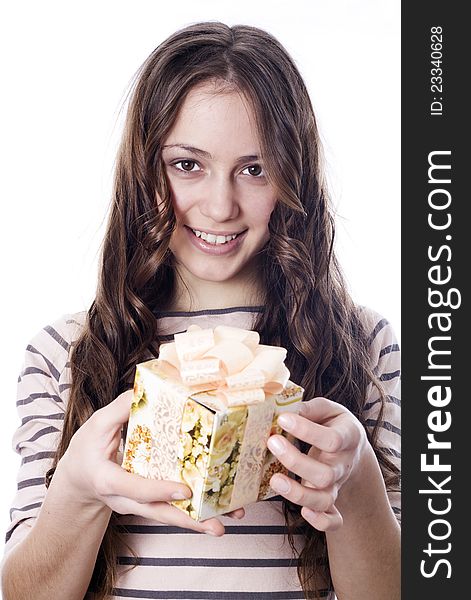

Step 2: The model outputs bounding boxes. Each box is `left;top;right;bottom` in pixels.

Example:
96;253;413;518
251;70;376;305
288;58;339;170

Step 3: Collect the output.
192;229;238;245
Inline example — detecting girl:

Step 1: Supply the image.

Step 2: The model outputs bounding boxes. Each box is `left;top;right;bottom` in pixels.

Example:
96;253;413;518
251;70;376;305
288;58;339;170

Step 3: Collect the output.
1;22;400;600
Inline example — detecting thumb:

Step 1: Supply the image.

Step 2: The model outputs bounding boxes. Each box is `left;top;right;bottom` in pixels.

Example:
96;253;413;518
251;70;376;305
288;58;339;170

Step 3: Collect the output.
299;397;344;423
95;389;135;428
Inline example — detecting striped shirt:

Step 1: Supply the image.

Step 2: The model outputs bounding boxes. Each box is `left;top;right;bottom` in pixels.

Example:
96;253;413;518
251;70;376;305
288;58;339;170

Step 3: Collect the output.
4;306;401;599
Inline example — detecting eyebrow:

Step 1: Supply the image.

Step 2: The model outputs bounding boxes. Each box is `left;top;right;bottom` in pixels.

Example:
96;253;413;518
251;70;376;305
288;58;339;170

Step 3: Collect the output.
162;144;260;163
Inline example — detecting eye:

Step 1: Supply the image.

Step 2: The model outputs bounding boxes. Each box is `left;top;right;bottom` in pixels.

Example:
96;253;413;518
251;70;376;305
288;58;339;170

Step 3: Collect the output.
242;164;264;177
173;160;201;172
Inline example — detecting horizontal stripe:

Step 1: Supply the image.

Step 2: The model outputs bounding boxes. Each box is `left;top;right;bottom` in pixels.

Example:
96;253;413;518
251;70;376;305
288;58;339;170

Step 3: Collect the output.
44;325;70;351
26;345;61;381
155;306;264;318
21;451;56;465
21;412;64;426
18;367;51;381
117;524;303;536
66;318;83;326
159;332;184;342
15;425;60;451
392;506;401;515
10;501;42;519
379;344;400;359
365;419;401;436
368;318;389;345
17;477;45;490
363;395;401;412
112;590;324;599
118;557;299;567
5;520;25;543
58;383;72;393
380;370;400;381
16;392;63;407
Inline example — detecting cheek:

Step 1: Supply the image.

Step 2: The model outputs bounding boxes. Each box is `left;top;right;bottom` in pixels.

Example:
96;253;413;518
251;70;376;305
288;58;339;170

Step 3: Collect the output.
165;178;194;218
251;196;277;229
169;192;186;219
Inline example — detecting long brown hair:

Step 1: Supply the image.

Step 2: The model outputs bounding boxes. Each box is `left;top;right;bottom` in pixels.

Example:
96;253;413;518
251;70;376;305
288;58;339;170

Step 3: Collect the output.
46;22;399;599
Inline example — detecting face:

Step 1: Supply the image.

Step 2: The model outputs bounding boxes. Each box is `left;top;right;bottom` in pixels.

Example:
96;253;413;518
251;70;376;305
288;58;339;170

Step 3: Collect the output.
161;82;278;290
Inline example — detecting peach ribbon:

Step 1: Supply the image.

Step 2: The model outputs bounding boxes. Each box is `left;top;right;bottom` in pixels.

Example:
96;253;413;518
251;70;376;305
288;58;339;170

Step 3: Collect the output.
158;325;290;407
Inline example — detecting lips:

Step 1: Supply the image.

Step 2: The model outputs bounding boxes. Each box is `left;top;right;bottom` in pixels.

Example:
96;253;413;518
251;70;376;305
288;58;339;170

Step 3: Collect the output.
193;229;237;243
185;225;247;244
186;225;246;236
183;225;248;255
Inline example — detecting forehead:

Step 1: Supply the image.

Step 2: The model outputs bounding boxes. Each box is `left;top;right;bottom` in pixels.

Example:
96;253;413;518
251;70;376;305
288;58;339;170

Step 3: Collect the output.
164;82;262;154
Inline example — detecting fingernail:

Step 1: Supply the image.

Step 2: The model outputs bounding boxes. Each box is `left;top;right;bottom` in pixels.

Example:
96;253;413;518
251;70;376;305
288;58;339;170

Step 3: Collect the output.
172;492;190;500
278;413;295;430
271;476;291;494
267;436;285;456
302;507;319;520
204;528;219;536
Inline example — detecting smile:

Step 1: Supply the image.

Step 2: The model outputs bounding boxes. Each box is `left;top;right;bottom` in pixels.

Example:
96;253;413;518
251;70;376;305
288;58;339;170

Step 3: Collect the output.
189;227;243;245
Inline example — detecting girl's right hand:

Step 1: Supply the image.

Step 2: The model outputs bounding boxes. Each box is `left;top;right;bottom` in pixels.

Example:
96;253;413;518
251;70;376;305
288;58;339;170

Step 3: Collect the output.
57;390;239;536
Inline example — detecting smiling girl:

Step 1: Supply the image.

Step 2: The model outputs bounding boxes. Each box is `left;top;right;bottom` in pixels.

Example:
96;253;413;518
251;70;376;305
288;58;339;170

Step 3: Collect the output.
162;81;277;309
1;22;400;600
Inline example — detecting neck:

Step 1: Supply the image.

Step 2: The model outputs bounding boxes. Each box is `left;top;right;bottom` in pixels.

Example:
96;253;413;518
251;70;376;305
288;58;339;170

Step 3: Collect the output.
168;264;265;313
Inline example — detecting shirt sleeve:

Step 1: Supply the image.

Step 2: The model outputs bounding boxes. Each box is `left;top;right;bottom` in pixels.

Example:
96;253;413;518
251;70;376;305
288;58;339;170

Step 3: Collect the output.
361;308;401;523
4;315;83;554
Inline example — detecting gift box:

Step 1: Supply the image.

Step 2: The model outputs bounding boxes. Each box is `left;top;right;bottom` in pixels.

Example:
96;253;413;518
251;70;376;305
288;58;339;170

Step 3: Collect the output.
122;325;304;521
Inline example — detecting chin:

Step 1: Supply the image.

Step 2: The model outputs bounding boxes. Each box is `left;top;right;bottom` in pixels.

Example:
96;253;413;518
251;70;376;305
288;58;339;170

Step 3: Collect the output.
188;263;243;283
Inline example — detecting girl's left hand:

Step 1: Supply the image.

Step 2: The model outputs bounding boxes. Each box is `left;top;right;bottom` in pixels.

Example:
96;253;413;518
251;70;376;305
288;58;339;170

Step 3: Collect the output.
267;397;368;532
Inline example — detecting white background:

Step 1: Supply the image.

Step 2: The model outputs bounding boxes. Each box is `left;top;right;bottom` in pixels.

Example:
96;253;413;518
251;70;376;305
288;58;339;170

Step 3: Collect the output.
0;0;400;556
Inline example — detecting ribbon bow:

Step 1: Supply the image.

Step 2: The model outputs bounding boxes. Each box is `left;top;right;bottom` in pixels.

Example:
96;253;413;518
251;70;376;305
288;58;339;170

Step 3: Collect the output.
158;325;290;407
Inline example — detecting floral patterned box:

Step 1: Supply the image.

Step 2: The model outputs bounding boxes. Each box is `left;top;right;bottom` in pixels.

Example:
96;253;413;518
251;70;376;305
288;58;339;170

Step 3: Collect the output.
122;326;303;521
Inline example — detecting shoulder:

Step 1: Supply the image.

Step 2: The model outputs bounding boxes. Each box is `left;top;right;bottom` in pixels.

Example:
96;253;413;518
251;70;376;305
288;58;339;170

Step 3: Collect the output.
357;305;398;342
27;312;86;352
357;305;400;367
7;312;87;552
20;311;87;384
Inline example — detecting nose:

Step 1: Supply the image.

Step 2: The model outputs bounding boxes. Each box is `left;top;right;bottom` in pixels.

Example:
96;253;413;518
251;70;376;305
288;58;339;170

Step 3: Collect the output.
199;174;240;223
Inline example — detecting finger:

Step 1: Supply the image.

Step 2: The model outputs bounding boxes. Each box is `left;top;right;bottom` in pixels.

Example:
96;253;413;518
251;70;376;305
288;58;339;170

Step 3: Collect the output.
298;399;362;452
277;412;344;453
92;389;135;429
269;473;337;513
225;507;245;519
149;503;226;536
267;435;336;487
298;397;344;423
97;462;192;503
112;497;225;536
301;505;343;532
